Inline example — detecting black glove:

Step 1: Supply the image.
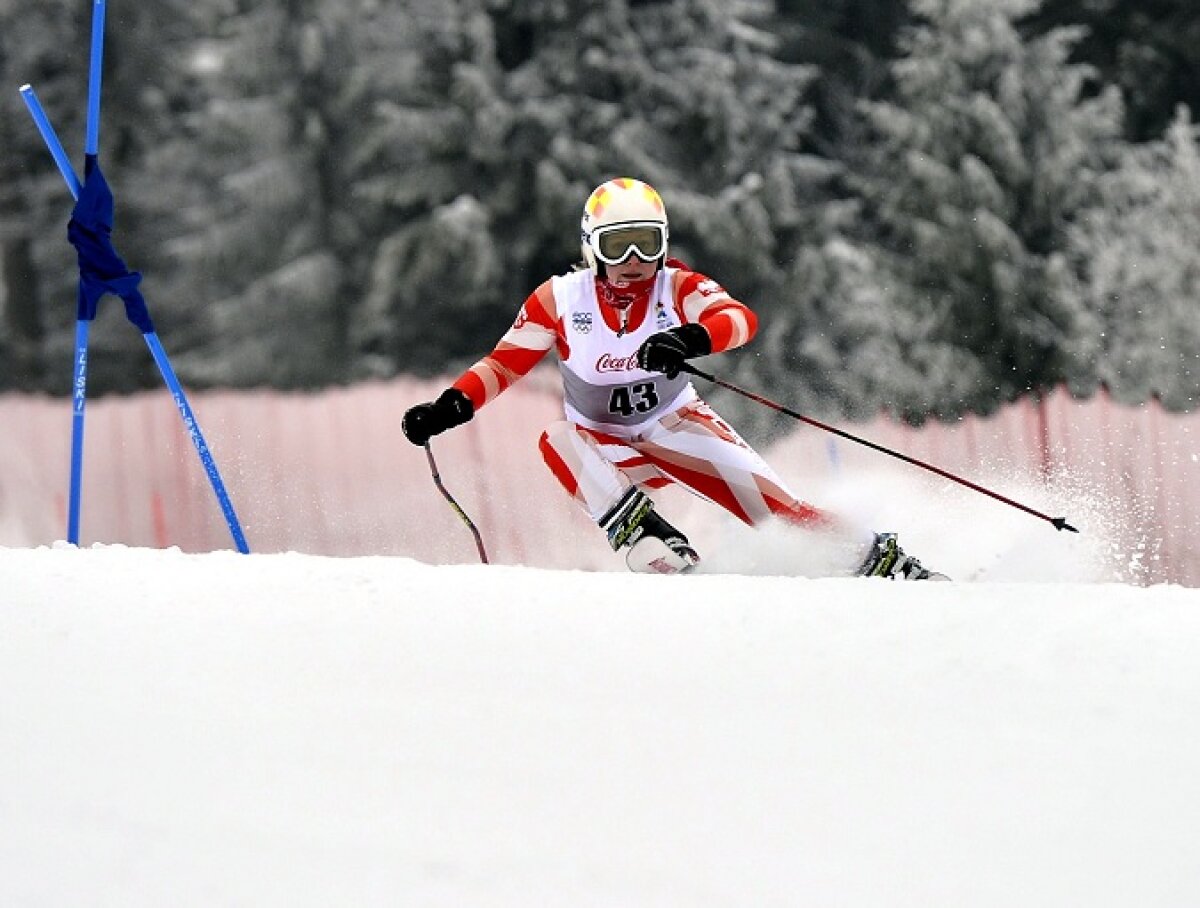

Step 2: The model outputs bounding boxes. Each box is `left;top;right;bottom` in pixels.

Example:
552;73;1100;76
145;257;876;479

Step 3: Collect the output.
636;324;712;379
402;388;474;446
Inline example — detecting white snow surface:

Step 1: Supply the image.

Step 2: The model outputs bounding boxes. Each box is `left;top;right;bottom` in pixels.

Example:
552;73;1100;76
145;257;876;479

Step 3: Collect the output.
3;543;1200;907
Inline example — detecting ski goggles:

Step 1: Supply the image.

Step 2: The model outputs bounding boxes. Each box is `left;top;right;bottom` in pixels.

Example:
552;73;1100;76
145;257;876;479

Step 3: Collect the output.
588;222;667;265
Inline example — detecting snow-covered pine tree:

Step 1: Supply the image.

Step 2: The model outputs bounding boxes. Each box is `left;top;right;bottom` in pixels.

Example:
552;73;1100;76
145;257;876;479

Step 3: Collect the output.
349;0;513;377
1027;0;1200;142
1062;107;1200;412
139;0;404;389
0;0;87;392
846;0;1125;421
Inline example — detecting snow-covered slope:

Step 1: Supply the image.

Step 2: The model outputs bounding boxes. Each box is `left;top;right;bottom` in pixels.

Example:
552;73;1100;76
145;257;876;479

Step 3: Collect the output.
3;544;1199;907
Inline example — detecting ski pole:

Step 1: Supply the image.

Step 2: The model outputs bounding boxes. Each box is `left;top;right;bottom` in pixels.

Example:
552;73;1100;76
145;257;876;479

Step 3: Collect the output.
679;363;1078;533
424;442;489;563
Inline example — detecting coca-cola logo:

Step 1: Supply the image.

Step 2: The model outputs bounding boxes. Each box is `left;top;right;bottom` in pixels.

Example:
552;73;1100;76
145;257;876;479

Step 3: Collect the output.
596;353;639;373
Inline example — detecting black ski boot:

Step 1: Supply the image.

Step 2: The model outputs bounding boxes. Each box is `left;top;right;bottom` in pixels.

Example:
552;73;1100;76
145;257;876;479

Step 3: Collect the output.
857;532;948;581
600;487;700;575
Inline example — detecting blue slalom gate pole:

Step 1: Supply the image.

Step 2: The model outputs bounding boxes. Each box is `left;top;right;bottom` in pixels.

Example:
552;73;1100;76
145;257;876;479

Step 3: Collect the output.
21;83;89;543
145;335;250;554
62;0;106;544
18;86;83;199
67;322;90;544
19;27;251;553
86;0;106;158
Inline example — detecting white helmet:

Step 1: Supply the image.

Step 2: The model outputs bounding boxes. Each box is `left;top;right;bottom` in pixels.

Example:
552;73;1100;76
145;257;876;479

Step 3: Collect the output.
580;178;669;274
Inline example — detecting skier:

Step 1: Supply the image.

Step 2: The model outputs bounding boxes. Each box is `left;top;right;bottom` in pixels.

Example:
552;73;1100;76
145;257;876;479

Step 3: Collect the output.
402;177;942;578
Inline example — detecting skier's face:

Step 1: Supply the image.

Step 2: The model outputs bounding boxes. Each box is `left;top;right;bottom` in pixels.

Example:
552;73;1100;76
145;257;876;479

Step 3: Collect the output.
603;256;657;285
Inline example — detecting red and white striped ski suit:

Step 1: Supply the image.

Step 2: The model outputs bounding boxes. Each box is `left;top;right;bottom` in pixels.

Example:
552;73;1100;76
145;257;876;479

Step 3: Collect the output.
452;262;833;530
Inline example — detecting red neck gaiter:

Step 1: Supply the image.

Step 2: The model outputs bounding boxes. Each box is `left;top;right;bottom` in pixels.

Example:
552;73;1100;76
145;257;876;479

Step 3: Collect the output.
595;274;657;312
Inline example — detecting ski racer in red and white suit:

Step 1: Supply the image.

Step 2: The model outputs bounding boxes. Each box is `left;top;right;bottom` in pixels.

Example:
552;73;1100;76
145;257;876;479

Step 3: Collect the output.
453;259;832;530
402;178;942;578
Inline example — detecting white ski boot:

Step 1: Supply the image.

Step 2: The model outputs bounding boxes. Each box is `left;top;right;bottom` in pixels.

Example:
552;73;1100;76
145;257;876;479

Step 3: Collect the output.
857;532;949;581
600;488;700;575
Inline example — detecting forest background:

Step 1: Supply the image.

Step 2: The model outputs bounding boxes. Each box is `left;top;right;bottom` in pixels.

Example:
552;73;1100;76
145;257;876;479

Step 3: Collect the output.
1;0;1197;428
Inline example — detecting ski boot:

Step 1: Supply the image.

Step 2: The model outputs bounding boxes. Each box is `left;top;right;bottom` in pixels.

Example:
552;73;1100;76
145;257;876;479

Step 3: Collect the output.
600;487;700;575
857;532;949;581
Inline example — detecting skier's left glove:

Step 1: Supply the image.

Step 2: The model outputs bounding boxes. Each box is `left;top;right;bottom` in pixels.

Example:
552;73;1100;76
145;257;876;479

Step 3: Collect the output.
636;324;712;379
402;388;474;446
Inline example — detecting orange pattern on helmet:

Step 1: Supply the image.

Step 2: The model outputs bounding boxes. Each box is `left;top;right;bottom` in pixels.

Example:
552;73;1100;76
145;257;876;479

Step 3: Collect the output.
585;179;665;220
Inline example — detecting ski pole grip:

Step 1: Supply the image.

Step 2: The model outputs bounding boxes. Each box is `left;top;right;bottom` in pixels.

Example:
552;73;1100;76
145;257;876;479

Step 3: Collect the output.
678;362;712;381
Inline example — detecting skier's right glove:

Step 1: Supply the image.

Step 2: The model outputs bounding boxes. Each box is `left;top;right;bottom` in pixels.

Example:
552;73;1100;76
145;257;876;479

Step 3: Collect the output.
637;324;712;379
402;388;474;446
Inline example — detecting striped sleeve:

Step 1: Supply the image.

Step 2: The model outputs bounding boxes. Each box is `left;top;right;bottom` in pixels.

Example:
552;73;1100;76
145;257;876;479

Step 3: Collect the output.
452;280;559;410
671;269;758;353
